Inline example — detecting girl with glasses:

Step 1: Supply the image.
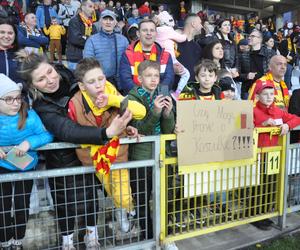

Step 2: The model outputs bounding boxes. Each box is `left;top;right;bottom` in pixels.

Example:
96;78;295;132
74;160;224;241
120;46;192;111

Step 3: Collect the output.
0;74;53;249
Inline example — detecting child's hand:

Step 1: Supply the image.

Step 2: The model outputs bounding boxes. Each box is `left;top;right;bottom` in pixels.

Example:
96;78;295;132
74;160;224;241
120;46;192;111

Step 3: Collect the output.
15;141;30;157
247;72;257;80
106;109;132;138
0;148;6;159
174;124;185;134
262;118;276;126
280;123;289;135
126;126;140;142
95;94;108;108
230;68;239;78
162;96;173;118
153;95;165;115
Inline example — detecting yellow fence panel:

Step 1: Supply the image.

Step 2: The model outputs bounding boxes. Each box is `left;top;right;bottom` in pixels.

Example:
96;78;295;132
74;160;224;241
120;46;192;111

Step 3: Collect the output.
160;128;286;244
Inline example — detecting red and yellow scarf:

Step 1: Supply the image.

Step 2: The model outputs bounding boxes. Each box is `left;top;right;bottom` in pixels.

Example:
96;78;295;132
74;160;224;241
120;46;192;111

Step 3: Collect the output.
132;42;157;85
81;90;120;175
79;12;93;37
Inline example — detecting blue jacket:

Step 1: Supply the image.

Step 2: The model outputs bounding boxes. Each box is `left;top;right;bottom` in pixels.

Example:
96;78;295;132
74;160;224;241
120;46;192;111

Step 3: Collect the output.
119;41;174;94
17;26;49;48
83;30;129;88
35;5;58;29
127;17;143;26
0;110;53;171
0;50;22;83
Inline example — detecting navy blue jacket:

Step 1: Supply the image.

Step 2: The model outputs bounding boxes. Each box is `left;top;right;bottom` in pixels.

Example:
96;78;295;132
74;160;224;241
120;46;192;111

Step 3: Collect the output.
0;50;21;83
17;26;49;49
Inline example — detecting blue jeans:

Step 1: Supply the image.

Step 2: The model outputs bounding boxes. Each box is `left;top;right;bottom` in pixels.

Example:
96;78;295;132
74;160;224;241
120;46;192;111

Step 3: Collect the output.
67;62;77;71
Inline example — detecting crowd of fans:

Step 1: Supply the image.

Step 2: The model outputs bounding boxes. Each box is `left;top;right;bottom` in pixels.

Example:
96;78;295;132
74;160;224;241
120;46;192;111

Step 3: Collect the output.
1;0;300;250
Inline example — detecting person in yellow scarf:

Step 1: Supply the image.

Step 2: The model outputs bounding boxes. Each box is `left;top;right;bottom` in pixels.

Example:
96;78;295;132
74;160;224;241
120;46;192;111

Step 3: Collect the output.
68;58;146;233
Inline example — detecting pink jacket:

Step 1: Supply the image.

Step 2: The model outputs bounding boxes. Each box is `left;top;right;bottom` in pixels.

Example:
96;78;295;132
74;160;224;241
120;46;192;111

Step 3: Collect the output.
156;26;187;63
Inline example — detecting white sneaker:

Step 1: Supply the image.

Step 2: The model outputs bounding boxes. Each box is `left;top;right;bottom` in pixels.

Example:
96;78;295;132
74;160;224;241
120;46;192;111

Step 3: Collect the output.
115;208;130;232
84;233;101;250
0;241;12;249
164;242;178;250
62;243;76;250
12;239;23;250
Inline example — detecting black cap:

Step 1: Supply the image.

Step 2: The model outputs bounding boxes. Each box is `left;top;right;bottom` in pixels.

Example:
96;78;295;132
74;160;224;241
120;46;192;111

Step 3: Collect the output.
239;39;248;46
219;77;235;92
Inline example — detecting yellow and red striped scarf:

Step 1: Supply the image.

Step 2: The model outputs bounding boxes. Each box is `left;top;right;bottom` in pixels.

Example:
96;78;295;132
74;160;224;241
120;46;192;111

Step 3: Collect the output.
81;91;120;175
90;137;120;175
132;42;157;85
248;72;289;110
79;12;93;37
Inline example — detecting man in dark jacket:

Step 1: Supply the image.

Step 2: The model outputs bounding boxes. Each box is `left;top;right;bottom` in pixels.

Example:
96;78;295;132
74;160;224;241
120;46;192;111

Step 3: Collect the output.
119;19;174;94
238;30;271;99
66;0;97;70
174;13;202;88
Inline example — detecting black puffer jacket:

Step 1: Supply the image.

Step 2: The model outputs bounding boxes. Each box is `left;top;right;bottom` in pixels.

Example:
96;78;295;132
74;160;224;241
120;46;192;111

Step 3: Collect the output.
32;64;108;170
215;32;239;69
238;45;275;82
66;14;97;63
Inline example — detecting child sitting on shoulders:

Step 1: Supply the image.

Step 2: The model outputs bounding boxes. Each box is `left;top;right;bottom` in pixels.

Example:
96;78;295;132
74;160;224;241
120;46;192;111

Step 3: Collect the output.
156;10;190;100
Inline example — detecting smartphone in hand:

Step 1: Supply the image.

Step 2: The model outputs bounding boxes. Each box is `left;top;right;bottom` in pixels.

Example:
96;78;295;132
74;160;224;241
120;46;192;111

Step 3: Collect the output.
119;96;129;116
158;85;169;97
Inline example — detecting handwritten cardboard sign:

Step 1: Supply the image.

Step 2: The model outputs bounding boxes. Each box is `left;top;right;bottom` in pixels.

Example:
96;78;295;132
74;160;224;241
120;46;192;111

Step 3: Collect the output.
177;100;253;166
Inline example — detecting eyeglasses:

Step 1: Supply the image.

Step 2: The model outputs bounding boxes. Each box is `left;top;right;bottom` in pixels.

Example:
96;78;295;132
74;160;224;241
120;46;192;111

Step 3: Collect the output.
0;95;23;105
249;34;260;38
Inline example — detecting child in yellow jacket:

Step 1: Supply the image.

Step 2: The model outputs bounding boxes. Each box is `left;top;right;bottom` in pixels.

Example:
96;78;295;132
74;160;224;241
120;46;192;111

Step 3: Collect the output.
43;17;66;63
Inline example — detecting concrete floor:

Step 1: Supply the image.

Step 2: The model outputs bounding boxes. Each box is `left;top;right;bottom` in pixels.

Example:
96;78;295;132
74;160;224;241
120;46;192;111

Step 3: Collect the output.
175;213;300;250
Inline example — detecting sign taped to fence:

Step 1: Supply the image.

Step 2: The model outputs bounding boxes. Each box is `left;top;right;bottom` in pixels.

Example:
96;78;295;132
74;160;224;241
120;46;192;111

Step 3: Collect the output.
177;100;254;167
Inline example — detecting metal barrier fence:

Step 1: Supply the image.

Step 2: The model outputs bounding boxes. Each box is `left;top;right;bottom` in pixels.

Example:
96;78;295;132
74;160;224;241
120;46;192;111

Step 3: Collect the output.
0;136;161;250
281;126;300;229
1;128;300;249
159;127;287;244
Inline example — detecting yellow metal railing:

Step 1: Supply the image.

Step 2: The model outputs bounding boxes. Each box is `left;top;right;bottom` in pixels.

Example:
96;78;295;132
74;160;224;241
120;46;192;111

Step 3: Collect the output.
160;128;286;244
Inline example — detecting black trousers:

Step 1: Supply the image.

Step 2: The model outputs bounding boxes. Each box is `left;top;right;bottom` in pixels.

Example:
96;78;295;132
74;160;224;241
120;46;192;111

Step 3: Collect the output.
130;167;153;240
0;168;33;241
48;173;99;236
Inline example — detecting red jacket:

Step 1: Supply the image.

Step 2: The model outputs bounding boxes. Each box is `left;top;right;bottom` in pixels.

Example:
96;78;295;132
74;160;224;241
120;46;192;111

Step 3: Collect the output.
138;4;150;16
254;101;300;147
